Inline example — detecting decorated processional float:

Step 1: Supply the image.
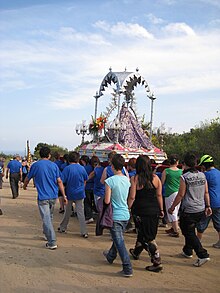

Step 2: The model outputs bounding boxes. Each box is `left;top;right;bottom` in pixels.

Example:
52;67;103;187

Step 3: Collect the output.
75;68;167;163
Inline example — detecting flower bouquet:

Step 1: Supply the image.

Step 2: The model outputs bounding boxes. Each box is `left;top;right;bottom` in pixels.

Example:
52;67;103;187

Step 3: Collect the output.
89;114;107;135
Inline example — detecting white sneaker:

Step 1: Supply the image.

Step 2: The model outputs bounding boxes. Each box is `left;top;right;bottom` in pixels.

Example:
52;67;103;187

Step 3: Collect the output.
213;240;220;249
45;243;58;250
193;257;210;267
181;251;193;258
85;218;94;224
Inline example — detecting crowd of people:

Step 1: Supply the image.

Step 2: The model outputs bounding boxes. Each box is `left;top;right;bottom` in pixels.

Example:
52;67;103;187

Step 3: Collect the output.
0;148;220;277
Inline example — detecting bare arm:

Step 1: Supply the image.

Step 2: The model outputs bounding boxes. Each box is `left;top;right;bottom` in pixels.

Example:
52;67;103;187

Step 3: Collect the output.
153;175;164;218
204;181;212;216
168;177;186;214
161;169;166;185
100;167;107;185
88;170;95;180
57;177;68;205
128;176;136;208
104;183;111;204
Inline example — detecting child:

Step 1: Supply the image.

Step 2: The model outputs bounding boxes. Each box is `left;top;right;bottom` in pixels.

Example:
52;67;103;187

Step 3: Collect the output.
103;154;133;277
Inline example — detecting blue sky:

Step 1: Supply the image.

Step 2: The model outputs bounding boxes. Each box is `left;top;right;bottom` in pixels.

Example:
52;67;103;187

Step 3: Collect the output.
0;0;220;154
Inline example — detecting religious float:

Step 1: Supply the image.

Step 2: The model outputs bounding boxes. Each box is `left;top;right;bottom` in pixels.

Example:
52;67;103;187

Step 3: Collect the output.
75;68;166;163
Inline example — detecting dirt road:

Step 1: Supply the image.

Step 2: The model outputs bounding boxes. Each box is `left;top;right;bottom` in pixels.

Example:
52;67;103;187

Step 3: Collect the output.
0;179;219;293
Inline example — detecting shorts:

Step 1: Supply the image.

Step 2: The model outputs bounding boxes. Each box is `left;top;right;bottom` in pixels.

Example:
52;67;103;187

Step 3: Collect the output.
197;207;220;233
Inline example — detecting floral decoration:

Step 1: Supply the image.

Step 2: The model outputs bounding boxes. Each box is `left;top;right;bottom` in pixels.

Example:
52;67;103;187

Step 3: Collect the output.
89;114;107;133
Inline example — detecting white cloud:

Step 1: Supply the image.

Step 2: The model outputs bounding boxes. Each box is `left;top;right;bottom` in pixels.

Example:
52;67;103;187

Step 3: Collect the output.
163;22;196;36
146;13;164;25
94;21;154;39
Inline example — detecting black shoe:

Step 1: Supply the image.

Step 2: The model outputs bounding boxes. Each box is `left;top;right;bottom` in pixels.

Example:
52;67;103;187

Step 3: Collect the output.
145;264;163;272
0;209;3;215
129;248;139;260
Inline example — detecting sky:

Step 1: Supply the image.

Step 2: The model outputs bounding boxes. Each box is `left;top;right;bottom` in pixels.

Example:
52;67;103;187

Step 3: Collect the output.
0;0;220;155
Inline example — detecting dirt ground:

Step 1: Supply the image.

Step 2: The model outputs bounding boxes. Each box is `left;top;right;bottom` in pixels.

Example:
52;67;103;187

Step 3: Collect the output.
0;179;219;293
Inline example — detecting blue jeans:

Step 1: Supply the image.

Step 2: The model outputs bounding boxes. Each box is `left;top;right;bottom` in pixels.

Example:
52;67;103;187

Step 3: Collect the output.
38;199;56;246
107;220;133;275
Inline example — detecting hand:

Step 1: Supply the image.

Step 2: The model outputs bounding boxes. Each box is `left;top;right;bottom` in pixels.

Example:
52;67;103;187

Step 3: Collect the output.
159;210;164;218
63;196;68;205
168;207;174;215
205;207;212;217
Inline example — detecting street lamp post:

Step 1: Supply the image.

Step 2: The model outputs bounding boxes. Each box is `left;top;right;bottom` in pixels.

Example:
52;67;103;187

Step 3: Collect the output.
148;93;156;141
75;120;90;144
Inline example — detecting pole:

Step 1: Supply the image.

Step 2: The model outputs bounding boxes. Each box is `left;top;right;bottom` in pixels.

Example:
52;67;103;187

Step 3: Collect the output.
149;94;156;141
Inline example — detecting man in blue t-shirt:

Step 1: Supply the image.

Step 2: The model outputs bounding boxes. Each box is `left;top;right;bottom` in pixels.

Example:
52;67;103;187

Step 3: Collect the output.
23;147;67;250
6;155;22;199
197;154;220;249
58;151;88;238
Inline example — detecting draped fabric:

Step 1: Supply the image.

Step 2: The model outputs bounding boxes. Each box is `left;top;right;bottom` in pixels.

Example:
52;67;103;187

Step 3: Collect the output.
107;104;154;150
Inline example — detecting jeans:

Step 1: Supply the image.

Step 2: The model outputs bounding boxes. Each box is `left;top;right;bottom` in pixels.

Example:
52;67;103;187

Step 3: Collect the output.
180;211;209;259
10;173;20;198
38;199;56;246
106;220;133;275
59;199;87;235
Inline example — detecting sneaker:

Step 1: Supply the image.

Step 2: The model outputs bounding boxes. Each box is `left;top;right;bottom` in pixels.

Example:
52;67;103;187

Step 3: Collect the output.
57;227;66;233
103;250;113;264
181;251;193;258
81;233;88;238
213;240;220;249
165;227;174;234
59;208;65;214
129;248;139;260
193;257;210;267
145;264;163;272
168;231;180;238
42;235;47;241
0;209;3;216
45;243;57;250
85;218;94;224
119;270;133;277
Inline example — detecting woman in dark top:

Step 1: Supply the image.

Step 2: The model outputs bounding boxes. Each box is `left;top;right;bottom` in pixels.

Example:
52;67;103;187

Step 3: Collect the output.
128;155;164;272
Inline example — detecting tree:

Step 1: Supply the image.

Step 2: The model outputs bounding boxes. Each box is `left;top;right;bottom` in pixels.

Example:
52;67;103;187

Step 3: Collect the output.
34;143;68;160
163;116;220;168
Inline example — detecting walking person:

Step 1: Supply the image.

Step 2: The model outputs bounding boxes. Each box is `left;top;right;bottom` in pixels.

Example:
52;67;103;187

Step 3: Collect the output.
23;147;67;249
103;154;133;277
20;159;29;188
58;151;88;238
6;155;22;199
197;154;220;249
168;152;212;267
128;155;164;272
0;157;5;215
80;155;95;224
161;154;182;237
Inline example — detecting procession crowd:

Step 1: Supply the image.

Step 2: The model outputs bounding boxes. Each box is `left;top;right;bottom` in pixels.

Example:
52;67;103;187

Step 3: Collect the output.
0;148;220;278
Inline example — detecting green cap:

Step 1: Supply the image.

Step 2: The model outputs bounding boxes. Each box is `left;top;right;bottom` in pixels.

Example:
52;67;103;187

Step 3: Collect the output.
198;155;214;165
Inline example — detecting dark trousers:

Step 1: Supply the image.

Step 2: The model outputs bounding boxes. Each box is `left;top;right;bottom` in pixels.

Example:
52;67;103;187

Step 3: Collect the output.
84;190;94;220
0;175;3;189
133;215;161;265
9;173;20;198
180;211;209;259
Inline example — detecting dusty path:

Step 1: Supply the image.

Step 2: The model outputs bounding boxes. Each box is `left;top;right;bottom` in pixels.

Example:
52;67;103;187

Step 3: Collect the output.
0;179;219;293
